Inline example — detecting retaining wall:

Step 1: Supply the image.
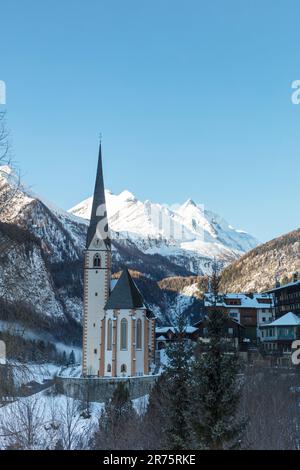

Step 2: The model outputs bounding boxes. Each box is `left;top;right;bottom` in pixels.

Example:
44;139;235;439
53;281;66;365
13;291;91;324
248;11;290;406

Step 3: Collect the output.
56;375;159;402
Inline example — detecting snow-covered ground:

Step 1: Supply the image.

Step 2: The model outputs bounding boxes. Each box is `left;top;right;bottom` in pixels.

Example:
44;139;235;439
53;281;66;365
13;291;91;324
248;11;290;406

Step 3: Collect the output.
0;390;103;450
0;362;150;450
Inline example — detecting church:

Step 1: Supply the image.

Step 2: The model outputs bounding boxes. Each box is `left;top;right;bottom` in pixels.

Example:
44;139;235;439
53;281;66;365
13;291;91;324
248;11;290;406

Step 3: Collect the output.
82;143;156;377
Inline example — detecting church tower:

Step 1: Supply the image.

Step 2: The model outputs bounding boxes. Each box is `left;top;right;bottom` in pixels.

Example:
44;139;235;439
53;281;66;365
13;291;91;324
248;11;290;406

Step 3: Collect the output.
82;142;111;376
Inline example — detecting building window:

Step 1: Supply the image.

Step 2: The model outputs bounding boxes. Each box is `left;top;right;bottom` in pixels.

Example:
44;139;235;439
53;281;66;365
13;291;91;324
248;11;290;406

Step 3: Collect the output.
120;319;128;350
93;254;101;268
136;319;142;349
107;364;111;373
94;348;97;354
107;319;113;350
228;328;233;335
121;364;127;373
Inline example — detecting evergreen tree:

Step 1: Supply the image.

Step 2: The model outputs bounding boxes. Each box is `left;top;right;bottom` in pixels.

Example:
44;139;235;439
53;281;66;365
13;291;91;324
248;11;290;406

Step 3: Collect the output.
93;382;139;450
162;312;193;450
68;350;75;365
190;261;245;449
140;376;167;450
61;351;67;366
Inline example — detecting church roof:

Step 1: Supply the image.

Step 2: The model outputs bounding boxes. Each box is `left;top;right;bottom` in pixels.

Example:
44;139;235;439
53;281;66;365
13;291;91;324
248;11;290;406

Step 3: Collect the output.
105;268;146;310
86;142;110;248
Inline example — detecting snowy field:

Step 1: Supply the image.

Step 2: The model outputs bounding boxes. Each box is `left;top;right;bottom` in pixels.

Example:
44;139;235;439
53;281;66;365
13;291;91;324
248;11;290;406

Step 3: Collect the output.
0;363;149;450
0;390;104;450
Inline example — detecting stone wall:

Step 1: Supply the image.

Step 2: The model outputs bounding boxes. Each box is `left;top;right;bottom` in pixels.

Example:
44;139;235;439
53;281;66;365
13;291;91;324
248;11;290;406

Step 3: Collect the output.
56;375;159;403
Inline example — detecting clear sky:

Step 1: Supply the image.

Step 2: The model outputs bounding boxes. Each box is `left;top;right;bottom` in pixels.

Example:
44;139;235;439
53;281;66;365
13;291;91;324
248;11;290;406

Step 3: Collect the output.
1;0;300;242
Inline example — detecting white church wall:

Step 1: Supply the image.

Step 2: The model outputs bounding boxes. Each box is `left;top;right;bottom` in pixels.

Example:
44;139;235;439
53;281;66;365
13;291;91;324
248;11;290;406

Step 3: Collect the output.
135;310;146;376
104;311;114;377
117;309;132;377
83;249;109;376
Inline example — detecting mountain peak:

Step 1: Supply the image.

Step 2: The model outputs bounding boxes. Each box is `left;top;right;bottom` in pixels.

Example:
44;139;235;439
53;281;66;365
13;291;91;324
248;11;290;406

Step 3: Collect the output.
182;198;197;208
0;165;12;176
119;190;136;202
68;189;258;262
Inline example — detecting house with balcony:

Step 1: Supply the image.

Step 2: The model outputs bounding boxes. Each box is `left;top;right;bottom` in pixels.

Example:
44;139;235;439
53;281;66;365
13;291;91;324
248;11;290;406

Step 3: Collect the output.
155;326;199;351
265;273;300;318
204;292;274;344
259;311;300;355
193;317;245;352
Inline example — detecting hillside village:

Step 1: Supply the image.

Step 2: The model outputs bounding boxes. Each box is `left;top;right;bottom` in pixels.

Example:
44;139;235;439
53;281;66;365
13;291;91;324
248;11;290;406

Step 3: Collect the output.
0;156;300;370
0;126;300;451
3;0;300;457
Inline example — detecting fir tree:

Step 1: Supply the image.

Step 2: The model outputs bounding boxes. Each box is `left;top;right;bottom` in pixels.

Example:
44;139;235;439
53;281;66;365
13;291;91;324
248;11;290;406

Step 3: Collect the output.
68;350;75;365
141;376;167;449
190;261;246;450
162;312;193;450
93;382;139;450
61;351;67;366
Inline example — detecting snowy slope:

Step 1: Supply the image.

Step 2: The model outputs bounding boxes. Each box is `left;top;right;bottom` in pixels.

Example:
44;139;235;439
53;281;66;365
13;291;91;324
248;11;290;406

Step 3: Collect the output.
69;190;258;268
0;166;258;337
220;226;300;293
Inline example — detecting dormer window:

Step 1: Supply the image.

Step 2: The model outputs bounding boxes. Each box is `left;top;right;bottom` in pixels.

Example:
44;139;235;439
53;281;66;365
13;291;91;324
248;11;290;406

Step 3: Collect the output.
93;254;101;268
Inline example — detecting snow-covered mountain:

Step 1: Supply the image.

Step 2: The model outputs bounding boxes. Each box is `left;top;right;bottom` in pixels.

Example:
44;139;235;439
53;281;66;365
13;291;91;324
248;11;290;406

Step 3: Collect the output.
0;166;259;344
69;190;258;272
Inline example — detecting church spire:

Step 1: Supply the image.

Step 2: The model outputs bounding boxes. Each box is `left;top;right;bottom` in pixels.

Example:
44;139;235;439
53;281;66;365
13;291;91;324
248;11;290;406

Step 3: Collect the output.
86;141;110;248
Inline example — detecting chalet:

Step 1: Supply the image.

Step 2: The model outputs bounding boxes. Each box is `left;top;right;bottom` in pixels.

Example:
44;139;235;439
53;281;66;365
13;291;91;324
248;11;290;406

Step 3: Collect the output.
193;317;245;352
259;312;300;355
155;326;199;350
204;292;274;343
265;273;300;318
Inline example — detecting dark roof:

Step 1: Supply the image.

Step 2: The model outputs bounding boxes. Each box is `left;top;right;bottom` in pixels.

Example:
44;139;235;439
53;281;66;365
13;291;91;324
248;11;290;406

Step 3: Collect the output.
194;317;244;328
105;268;145;310
86;142;110;248
264;280;300;294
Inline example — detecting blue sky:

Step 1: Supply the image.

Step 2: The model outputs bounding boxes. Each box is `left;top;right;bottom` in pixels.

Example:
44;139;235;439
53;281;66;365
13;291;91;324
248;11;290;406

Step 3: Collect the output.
1;0;300;242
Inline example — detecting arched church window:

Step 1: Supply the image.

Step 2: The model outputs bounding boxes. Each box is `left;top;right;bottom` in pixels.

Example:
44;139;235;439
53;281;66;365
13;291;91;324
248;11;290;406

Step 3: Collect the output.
107;364;111;373
107;319;112;350
121;364;127;373
120;319;128;350
136;319;142;350
93;254;101;268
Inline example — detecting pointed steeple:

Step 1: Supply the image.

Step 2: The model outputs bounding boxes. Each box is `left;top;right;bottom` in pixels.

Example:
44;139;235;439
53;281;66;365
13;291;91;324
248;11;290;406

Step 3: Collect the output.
86;141;110;248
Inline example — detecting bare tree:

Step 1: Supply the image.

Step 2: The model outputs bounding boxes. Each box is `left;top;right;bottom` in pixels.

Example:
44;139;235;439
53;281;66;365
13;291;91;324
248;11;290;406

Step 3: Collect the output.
58;396;93;450
0;110;20;216
0;395;45;449
0;111;10;166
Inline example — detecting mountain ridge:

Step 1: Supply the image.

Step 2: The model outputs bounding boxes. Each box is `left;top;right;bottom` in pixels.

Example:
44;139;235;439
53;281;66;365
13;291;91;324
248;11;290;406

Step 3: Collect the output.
220;227;300;293
69;190;259;273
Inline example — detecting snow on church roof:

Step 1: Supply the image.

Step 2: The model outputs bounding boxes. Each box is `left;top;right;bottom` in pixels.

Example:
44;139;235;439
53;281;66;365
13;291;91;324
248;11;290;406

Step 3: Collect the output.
262;312;300;327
